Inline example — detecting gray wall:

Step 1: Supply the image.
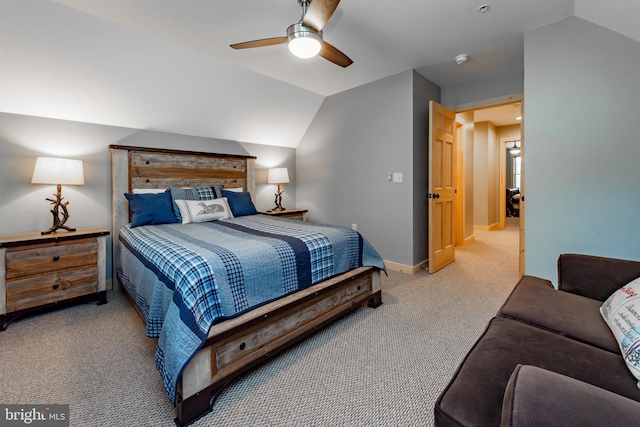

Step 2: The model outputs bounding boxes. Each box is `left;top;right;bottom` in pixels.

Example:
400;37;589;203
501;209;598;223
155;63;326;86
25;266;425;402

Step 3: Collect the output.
524;16;640;284
0;112;296;282
441;67;524;109
296;70;422;267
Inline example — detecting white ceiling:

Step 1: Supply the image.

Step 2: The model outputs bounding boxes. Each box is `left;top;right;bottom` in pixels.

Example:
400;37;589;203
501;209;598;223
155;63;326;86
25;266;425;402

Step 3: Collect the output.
51;0;577;96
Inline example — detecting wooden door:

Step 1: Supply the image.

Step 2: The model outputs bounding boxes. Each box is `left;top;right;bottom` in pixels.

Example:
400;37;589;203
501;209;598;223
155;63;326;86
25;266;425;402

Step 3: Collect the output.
428;101;456;273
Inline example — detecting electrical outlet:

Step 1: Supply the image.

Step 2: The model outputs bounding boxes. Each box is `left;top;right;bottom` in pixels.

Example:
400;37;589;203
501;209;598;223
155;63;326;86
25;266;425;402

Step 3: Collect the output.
352;223;357;231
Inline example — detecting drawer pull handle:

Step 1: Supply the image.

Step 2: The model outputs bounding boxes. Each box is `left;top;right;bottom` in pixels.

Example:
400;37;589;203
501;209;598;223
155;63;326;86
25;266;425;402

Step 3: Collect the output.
52;284;59;290
239;342;246;351
53;256;60;262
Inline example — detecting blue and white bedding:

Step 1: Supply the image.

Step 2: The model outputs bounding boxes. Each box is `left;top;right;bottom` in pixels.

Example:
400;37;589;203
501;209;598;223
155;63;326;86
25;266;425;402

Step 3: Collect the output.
116;214;385;404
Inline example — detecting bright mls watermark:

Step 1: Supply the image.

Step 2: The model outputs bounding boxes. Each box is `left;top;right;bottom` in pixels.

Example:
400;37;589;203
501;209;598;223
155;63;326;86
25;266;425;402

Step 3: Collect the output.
0;405;69;426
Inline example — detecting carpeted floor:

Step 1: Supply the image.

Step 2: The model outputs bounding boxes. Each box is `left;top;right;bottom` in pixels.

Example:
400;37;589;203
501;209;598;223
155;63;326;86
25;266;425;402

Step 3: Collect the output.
0;219;522;426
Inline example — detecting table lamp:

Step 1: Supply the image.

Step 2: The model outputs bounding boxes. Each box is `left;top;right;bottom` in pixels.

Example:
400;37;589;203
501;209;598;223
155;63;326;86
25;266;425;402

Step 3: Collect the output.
31;157;84;234
267;167;290;211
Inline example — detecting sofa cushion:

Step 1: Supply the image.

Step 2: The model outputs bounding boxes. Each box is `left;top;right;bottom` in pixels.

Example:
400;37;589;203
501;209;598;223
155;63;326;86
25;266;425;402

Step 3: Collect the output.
501;365;640;427
435;317;640;427
497;275;619;354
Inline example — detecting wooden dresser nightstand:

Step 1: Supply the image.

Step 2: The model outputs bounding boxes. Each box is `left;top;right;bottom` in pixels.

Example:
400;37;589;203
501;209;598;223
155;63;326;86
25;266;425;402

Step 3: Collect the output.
260;208;308;221
0;226;110;331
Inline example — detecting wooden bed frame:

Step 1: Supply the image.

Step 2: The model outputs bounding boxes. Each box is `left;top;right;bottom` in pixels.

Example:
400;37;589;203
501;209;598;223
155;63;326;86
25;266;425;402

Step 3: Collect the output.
109;145;382;426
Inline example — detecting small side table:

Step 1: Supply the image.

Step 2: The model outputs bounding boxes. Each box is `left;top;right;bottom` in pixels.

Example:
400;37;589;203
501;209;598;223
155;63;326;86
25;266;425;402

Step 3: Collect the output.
0;226;110;330
260;208;308;221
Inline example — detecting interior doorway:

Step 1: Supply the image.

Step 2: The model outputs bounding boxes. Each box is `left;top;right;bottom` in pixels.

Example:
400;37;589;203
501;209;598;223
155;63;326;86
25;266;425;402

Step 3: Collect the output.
453;100;524;272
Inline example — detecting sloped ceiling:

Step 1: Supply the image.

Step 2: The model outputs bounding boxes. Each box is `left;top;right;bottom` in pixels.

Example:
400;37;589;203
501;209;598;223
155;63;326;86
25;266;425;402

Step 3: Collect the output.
0;1;636;148
50;0;575;95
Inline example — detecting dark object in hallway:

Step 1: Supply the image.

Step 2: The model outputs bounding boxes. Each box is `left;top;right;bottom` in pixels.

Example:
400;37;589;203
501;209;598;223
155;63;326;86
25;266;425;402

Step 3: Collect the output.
506;187;520;217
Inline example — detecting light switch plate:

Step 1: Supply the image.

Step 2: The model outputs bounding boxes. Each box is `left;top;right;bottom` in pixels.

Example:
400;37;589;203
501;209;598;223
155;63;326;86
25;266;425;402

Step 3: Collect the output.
392;172;403;183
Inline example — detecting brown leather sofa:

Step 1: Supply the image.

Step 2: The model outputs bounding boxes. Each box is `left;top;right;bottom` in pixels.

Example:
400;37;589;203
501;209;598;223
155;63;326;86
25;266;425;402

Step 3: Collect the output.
435;254;640;427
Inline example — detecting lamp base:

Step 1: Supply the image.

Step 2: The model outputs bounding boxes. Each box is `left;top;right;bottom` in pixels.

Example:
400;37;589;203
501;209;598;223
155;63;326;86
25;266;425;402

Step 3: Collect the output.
272;186;286;211
42;184;75;235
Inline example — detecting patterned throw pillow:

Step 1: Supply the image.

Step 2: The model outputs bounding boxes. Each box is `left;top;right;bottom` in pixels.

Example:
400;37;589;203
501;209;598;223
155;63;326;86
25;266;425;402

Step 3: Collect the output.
600;277;640;388
175;198;233;224
168;186;224;221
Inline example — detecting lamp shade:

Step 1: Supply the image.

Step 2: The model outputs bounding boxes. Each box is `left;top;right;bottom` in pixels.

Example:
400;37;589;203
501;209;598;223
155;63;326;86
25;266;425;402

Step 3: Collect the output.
268;168;290;184
31;157;84;185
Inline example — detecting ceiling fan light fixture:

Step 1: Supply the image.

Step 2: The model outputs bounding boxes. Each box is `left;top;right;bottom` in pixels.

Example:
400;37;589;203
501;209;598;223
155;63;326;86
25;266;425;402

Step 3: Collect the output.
287;23;322;58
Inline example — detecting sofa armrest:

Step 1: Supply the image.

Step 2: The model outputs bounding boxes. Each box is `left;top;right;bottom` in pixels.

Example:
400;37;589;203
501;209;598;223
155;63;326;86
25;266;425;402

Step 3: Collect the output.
557;253;640;301
501;365;640;427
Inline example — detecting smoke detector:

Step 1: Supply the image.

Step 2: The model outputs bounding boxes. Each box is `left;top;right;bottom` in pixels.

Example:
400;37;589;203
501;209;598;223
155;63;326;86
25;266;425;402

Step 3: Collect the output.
455;54;469;65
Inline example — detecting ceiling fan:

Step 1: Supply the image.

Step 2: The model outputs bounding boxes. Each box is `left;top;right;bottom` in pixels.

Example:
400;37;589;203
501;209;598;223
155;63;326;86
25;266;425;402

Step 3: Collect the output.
230;0;353;68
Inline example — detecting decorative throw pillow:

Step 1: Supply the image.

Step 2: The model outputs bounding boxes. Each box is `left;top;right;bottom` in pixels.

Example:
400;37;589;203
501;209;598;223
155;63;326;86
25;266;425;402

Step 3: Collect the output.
124;192;178;228
168;186;224;221
175;198;233;224
196;185;224;200
600;277;640;388
222;190;258;217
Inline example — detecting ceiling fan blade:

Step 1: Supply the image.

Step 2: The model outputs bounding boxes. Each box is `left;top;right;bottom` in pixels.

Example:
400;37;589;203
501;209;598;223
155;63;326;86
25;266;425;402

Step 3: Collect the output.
302;0;340;32
230;37;287;50
319;41;353;68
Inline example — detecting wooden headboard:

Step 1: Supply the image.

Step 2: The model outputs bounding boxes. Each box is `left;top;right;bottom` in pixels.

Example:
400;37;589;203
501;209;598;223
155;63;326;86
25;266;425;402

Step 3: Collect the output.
109;144;256;287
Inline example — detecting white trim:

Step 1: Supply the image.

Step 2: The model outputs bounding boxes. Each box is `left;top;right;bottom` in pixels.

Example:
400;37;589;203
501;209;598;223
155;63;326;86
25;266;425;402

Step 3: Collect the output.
449;93;524;114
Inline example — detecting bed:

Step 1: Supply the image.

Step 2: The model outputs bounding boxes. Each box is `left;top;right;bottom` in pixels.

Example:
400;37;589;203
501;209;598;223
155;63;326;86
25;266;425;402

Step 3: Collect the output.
109;145;385;426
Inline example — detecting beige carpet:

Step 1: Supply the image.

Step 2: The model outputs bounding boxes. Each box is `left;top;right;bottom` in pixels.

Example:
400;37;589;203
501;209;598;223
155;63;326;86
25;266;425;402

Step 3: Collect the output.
0;219;522;426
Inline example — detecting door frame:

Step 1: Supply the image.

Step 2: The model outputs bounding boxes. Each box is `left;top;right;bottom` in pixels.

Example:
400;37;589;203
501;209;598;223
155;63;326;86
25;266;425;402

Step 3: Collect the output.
454;122;464;246
451;94;525;273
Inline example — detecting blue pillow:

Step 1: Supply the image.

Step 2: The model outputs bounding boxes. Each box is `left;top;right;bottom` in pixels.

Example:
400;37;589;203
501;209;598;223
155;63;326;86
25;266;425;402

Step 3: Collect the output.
222;190;258;217
124;192;179;228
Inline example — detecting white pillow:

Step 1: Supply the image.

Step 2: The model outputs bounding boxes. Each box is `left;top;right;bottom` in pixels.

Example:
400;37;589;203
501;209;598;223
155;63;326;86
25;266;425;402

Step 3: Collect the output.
175;198;233;224
600;277;640;388
223;187;244;192
132;188;166;194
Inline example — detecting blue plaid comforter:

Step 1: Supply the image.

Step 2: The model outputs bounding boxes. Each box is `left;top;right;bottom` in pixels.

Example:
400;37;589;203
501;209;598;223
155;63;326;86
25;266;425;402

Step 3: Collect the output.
116;214;385;404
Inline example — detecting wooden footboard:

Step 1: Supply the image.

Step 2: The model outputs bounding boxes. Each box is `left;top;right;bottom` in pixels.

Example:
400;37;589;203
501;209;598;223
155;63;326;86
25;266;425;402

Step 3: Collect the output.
175;266;382;426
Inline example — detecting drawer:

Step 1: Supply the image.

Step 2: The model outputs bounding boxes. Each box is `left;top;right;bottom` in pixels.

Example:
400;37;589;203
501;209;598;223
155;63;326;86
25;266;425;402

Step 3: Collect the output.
6;266;98;312
6;239;97;280
214;274;372;373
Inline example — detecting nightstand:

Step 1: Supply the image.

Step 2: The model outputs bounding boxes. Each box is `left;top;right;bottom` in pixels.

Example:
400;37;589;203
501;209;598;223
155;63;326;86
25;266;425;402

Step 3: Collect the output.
260;208;308;221
0;226;110;331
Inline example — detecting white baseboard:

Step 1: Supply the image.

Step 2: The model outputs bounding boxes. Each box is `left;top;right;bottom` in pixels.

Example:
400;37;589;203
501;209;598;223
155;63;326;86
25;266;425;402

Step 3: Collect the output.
384;259;428;275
